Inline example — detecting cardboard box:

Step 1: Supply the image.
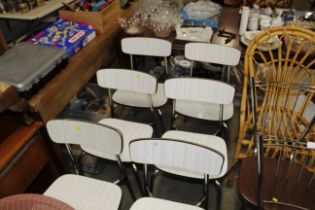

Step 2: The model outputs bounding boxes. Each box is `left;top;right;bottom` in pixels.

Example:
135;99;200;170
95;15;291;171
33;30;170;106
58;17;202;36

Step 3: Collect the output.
58;0;120;33
28;18;96;58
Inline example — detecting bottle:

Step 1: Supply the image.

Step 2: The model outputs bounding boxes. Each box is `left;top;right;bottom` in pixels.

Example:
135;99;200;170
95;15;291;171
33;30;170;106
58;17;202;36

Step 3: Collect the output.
239;6;250;35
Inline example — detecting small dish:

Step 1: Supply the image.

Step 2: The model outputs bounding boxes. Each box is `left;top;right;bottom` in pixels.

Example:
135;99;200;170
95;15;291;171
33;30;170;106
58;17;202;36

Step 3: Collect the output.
124;26;145;35
241;35;282;51
244;30;263;41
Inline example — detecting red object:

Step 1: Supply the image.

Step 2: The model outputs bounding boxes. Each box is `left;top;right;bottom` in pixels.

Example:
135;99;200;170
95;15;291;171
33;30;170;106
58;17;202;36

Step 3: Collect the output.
83;2;91;11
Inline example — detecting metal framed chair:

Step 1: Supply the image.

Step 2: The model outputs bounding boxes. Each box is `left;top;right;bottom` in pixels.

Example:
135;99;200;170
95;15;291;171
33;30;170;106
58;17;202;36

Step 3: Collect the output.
164;77;235;134
129;130;228;210
239;130;315;210
239;81;315;209
120;37;171;119
97;68;167;135
184;42;241;81
46;118;153;200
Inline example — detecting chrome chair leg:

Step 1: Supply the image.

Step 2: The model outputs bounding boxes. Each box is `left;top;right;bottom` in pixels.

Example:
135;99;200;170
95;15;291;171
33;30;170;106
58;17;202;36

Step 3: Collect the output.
65;144;81;175
215;180;222;210
116;157;137;200
132;163;146;196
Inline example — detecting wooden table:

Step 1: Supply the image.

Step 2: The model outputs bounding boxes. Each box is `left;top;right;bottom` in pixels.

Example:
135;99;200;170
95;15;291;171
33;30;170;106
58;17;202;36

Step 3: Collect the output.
116;7;242;53
211;7;241;50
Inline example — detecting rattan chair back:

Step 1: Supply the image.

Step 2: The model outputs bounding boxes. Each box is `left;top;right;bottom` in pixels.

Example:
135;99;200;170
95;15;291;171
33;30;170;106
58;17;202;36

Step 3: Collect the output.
235;26;315;168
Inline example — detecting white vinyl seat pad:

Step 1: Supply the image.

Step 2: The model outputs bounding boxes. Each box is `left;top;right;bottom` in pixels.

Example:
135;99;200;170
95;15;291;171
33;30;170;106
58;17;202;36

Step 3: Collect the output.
130;197;204;210
112;83;167;108
44;174;122;210
175;99;234;121
81;118;153;162
158;130;228;179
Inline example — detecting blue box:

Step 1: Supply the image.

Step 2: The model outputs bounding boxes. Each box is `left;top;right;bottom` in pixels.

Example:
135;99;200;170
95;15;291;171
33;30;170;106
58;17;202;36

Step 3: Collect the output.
180;9;220;28
28;18;96;58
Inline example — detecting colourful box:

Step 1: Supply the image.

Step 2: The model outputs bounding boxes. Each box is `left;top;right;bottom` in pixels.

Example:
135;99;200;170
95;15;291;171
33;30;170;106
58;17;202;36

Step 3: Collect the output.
28;18;96;58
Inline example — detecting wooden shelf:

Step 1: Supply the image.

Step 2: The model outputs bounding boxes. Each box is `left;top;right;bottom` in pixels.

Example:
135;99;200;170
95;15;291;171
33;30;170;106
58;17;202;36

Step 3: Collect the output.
0;0;74;20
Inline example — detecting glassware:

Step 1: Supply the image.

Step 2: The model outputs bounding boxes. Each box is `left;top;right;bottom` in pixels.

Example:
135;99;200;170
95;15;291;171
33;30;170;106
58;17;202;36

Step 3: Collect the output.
137;0;181;37
118;11;144;35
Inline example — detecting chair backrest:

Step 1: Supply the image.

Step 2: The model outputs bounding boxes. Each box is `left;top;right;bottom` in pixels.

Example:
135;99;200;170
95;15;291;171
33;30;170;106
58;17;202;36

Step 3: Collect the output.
185;42;241;66
235;26;315;162
46;119;123;156
121;37;172;57
164;77;235;105
96;68;157;94
129;138;225;178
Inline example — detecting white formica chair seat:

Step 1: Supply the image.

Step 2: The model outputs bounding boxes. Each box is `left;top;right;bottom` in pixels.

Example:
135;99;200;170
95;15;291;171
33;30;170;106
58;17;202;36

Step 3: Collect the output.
44;174;122;210
130;197;204;210
175;100;234;121
113;83;167;108
81;118;153;162
157;130;228;179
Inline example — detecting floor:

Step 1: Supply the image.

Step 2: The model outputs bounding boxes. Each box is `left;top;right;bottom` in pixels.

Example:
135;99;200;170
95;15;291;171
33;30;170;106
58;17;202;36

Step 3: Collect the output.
57;54;248;210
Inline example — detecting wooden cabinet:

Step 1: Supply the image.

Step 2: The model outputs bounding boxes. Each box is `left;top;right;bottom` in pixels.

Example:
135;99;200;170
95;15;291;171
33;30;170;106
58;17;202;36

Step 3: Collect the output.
0;114;57;197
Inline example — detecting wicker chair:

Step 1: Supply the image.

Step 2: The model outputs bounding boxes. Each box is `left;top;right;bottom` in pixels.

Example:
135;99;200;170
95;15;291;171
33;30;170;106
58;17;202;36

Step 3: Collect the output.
234;26;315;171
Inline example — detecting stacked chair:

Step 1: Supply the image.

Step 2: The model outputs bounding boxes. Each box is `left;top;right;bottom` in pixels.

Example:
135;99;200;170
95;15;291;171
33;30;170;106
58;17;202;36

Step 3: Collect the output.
96;38;171;133
128;130;228;210
96;69;166;127
164;77;235;134
168;43;240;133
235;26;315;209
110;37;171;114
38;37;242;210
46;118;153;202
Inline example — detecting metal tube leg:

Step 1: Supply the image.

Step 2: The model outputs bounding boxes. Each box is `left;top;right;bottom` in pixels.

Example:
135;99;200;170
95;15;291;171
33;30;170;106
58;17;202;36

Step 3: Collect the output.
227;66;231;83
116;156;137;200
124;174;137;201
204;174;209;210
150;170;159;195
65;144;81;175
144;164;152;196
215;181;222;210
132;163;146;196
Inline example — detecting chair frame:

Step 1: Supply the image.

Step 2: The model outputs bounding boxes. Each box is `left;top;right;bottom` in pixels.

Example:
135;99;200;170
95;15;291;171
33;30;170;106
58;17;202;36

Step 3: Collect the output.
46;118;136;200
129;138;226;210
240;69;315;210
247;83;315;209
